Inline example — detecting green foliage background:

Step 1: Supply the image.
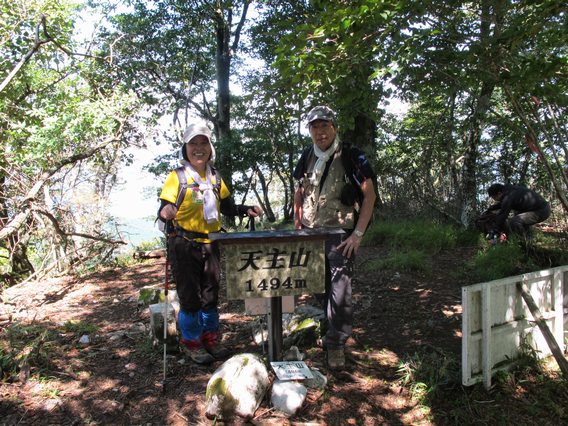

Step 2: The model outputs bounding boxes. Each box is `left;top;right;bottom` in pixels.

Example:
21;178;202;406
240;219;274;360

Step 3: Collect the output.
0;0;566;284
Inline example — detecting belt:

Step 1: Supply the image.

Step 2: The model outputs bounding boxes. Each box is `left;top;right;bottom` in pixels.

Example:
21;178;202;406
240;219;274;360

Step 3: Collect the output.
174;227;209;241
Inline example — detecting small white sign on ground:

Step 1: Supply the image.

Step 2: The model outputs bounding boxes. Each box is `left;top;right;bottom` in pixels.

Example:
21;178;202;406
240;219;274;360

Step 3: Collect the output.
270;361;314;381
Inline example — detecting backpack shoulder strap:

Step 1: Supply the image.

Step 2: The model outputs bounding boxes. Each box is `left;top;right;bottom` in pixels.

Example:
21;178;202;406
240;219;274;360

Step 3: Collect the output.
210;166;222;195
174;166;188;208
341;142;380;208
293;145;315;180
156;167;187;233
340;142;360;186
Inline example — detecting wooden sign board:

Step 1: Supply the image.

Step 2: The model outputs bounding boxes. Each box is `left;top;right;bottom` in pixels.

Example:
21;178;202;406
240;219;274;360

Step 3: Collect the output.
224;239;324;299
210;228;343;300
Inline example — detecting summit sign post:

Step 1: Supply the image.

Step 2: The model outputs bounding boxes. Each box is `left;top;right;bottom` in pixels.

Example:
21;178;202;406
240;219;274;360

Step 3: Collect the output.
209;228;343;361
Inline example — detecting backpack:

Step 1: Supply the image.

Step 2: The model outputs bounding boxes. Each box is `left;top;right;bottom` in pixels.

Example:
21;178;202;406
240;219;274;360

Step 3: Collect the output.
474;211;498;234
339;142;379;213
157;166;222;234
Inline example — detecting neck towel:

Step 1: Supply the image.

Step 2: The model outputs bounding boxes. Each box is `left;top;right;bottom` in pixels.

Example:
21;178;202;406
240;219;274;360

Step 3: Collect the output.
309;137;340;187
184;164;219;224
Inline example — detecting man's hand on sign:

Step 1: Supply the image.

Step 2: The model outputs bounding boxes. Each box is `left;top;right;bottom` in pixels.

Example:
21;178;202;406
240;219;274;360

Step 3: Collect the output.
337;231;363;259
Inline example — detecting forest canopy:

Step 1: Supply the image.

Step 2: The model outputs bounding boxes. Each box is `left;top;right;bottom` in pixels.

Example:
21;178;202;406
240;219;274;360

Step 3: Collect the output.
1;0;566;285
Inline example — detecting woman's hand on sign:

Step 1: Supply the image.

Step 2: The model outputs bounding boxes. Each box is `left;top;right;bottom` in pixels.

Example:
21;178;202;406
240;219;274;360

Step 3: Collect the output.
160;203;178;220
247;206;263;217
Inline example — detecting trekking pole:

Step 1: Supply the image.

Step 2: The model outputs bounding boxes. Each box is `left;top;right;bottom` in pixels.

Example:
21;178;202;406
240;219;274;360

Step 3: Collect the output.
161;221;170;393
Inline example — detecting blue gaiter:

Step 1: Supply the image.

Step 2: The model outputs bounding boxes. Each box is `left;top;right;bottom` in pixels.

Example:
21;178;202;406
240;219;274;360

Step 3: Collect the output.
200;308;220;333
178;309;202;341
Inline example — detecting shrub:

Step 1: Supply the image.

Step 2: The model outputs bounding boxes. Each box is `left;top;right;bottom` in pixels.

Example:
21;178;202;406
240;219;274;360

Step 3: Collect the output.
396;348;459;403
468;241;531;282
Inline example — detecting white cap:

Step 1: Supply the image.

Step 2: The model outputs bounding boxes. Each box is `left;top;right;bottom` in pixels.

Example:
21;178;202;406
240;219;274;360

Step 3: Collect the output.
180;122;216;165
183;122;212;143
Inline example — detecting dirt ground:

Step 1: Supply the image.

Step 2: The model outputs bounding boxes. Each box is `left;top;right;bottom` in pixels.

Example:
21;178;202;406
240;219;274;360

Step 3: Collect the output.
0;243;555;425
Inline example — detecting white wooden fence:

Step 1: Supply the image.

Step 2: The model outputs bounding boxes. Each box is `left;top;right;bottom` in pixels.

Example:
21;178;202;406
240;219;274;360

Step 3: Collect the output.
462;265;567;389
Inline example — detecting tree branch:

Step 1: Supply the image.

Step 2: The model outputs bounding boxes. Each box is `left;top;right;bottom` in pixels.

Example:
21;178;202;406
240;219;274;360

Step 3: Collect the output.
0;15;108;94
231;0;251;54
0;15;52;93
0;124;126;241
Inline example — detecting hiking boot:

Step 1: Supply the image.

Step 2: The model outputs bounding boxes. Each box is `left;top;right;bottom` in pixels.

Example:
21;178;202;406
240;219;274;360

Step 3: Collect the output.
201;331;231;360
180;338;215;365
327;347;345;370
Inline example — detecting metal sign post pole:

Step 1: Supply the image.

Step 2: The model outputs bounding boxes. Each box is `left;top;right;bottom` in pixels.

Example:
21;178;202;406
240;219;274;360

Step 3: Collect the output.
267;296;283;362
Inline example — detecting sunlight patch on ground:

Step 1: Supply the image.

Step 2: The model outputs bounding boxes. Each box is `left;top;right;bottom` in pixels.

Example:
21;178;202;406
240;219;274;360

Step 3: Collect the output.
415;288;432;298
113;348;132;358
442;304;462;317
86;377;123;392
401;403;432;425
375;392;414;411
350;347;401;366
220;313;242;320
29;379;61;398
371;381;430;423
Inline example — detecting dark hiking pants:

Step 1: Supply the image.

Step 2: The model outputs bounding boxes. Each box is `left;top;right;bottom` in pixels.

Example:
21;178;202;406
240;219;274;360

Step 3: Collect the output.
508;204;551;237
316;233;354;349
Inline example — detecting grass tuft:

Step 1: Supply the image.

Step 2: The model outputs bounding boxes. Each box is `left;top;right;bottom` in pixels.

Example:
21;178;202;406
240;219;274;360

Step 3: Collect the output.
396;348;460;403
363;249;431;274
365;219;459;253
467;239;535;282
62;320;98;335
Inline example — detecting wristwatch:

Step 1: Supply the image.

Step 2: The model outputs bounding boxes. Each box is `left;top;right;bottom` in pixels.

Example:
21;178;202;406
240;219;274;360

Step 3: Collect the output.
353;229;364;238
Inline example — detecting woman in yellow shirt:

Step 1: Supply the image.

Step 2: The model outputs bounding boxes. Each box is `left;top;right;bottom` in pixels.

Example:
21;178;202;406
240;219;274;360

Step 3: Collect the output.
159;122;262;365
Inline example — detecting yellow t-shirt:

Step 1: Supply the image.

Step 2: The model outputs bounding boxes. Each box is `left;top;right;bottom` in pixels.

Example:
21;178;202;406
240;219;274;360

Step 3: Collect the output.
159;168;230;240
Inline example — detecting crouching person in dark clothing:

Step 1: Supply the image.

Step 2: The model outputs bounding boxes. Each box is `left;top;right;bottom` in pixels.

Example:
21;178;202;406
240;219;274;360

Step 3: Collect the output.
487;183;551;239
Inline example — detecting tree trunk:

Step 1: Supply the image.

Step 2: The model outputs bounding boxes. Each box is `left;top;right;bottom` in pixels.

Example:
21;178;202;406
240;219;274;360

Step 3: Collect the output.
459;0;503;226
215;7;233;192
253;165;276;222
341;112;376;153
460;81;495;226
10;238;35;279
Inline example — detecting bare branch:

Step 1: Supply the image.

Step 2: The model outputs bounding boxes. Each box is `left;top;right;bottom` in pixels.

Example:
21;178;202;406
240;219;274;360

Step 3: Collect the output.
34;208;126;246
